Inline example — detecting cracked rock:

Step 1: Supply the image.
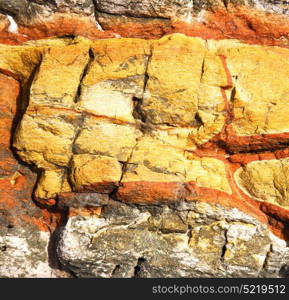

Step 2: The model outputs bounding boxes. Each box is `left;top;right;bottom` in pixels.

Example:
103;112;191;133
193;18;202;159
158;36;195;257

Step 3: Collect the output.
57;201;289;277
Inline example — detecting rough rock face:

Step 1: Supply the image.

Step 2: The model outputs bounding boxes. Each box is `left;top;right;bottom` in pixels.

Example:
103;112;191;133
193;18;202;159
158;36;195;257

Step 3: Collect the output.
57;200;289;278
0;0;288;46
0;72;68;277
0;1;289;278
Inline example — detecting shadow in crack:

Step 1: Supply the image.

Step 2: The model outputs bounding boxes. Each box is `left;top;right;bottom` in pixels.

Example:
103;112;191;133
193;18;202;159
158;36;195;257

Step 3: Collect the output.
279;264;289;278
35;200;76;277
46;206;76;276
8;57;43;187
10;59;41;149
5;57;76;277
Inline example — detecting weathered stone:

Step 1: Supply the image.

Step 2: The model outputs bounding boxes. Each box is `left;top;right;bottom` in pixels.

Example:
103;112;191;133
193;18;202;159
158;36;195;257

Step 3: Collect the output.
70;154;123;193
142;35;224;129
34;169;65;200
93;0;289;19
57;192;109;209
0;224;67;278
0;20;289;279
216;44;289;136
119;136;231;203
30;43;90;107
235;158;289;209
77;38;151;122
0;0;95;24
74;118;141;161
223;222;271;275
57;201;289;278
10;35;239;200
94;0;193;20
5;35;288;213
14;112;76;169
0;73;19;178
0;0;288;47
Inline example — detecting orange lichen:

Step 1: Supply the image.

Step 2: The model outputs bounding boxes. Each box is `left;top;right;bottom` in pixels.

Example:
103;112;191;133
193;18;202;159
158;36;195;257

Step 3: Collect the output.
0;29;289;240
0;7;288;47
68;207;102;218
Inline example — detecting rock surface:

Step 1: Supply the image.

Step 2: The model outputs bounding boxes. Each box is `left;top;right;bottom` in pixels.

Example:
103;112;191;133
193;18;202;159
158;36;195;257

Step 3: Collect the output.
0;72;68;277
57;200;289;278
0;1;288;278
0;0;288;46
8;35;289;212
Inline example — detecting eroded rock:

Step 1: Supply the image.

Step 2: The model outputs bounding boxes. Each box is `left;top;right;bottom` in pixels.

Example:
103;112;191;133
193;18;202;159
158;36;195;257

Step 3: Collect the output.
10;34;231;200
235;158;289;209
57;201;289;278
0;30;289;278
0;225;56;278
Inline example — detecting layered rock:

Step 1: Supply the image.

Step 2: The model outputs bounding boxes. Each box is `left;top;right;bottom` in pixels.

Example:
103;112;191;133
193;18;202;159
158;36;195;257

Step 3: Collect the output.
0;71;68;277
57;200;289;278
0;1;289;278
0;0;288;46
8;35;289;215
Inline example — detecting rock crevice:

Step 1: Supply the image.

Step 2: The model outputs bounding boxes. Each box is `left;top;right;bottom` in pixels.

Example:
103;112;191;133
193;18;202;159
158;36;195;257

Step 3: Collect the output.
0;1;289;278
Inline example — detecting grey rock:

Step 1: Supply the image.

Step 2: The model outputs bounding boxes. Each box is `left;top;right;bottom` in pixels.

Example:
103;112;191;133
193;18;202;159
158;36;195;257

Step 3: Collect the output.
0;224;55;277
93;0;193;19
57;201;289;277
57;192;109;209
0;0;288;26
93;0;289;19
0;0;51;22
0;0;95;24
52;0;95;15
243;0;289;15
0;0;29;17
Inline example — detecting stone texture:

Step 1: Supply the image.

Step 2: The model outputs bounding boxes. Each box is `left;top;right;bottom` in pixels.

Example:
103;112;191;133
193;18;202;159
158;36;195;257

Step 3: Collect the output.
70;154;123;193
235;158;289;209
94;0;193;20
74;118;141;161
0;225;57;278
0;0;288;46
6;35;289;219
30;42;91;107
118;136;231;204
57;200;289;278
0;1;288;278
0;0;95;23
10;35;233;200
93;0;289;18
215;43;289;136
